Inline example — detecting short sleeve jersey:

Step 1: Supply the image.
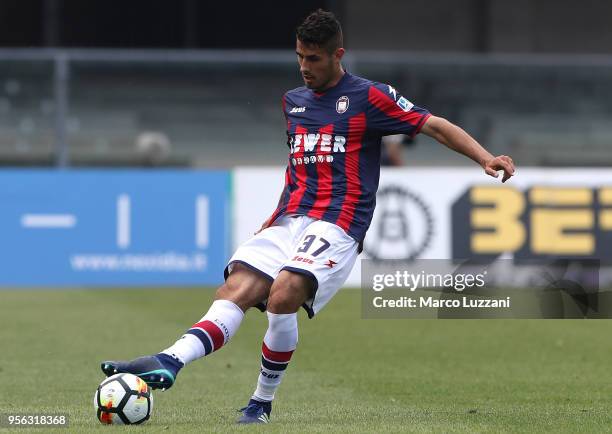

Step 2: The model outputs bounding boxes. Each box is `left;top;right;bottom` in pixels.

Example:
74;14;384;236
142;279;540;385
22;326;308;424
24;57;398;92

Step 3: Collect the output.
267;72;431;242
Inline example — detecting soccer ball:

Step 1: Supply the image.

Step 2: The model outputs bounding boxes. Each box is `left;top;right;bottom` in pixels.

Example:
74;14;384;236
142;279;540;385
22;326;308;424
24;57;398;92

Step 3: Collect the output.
94;373;153;425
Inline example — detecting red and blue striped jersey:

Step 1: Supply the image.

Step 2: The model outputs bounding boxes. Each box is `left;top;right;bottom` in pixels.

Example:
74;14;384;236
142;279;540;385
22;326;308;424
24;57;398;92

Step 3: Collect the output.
267;72;431;242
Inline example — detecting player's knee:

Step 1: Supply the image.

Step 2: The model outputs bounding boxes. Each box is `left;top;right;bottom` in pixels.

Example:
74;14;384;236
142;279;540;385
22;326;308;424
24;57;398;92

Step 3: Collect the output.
267;272;315;314
214;281;238;302
215;263;271;310
267;290;300;313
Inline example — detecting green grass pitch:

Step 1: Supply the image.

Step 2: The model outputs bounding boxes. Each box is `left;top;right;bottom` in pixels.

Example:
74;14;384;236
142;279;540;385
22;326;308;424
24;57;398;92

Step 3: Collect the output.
1;287;611;433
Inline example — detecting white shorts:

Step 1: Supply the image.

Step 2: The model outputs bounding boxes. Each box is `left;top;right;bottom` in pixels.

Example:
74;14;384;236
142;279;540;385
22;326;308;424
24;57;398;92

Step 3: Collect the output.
224;215;359;318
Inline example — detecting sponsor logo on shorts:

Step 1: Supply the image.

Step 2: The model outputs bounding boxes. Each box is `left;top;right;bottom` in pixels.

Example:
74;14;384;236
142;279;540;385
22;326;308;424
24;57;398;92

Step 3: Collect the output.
292;255;314;265
326;259;337;268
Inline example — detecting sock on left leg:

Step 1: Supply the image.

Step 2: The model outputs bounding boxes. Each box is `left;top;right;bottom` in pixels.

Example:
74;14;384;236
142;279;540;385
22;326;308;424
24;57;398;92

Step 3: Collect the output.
252;312;298;402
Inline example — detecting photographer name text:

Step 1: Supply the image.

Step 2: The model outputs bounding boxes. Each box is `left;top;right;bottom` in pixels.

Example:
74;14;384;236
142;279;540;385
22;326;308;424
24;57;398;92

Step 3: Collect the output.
372;296;511;309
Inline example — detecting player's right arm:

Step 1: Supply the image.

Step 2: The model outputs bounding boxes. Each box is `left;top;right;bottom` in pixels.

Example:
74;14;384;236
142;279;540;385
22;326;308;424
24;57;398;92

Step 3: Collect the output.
420;115;515;183
366;82;515;182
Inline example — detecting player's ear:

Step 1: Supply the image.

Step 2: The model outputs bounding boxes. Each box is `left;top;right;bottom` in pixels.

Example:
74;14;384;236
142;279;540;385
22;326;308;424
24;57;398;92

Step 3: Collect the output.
334;47;345;62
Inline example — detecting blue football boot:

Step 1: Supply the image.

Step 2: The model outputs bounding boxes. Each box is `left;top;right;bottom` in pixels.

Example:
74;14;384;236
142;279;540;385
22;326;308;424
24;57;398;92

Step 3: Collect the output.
237;399;272;424
101;353;183;390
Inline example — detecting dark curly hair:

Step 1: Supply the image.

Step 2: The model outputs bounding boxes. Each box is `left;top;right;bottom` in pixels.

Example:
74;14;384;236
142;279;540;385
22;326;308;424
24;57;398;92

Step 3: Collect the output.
296;9;343;53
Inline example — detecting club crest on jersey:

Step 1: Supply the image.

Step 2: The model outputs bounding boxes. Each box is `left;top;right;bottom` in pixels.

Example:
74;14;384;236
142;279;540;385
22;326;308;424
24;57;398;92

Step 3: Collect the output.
336;96;349;114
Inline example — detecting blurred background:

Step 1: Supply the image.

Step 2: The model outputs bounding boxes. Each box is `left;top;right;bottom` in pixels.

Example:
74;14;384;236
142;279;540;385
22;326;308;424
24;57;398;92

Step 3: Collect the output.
0;0;610;292
2;4;612;428
1;0;611;168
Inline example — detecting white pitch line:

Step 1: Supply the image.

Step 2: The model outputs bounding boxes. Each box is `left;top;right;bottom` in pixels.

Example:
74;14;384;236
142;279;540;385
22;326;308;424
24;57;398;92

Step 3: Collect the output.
21;214;76;228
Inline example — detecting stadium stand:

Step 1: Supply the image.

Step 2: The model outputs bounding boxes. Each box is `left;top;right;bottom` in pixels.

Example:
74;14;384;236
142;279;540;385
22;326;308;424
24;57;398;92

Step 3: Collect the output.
1;53;611;167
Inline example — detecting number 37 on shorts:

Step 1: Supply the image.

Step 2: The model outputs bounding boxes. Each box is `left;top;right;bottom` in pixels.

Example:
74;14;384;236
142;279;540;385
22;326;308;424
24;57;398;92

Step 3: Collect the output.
226;215;360;316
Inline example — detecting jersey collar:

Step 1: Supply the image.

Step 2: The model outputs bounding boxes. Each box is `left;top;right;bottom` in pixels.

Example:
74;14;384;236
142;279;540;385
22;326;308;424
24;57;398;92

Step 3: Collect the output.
312;70;349;97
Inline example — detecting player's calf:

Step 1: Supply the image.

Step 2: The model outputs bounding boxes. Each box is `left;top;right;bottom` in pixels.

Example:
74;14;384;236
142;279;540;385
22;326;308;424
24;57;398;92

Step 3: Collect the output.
253;312;298;402
238;311;298;424
101;265;271;390
102;299;244;390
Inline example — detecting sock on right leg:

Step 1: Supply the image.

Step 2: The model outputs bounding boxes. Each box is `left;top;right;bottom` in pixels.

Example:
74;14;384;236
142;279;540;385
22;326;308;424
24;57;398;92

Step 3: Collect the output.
162;299;244;365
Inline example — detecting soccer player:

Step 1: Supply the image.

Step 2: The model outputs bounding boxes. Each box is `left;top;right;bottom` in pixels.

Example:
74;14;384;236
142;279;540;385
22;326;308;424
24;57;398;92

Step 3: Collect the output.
101;9;515;424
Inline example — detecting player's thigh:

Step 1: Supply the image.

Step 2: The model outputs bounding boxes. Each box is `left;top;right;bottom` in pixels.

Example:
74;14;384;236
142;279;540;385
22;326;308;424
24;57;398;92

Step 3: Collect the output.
216;262;272;311
225;216;296;282
279;219;359;317
267;270;317;314
221;217;297;311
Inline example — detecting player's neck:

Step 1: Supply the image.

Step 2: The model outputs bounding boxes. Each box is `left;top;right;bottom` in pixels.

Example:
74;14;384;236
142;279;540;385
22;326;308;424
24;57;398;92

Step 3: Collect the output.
317;67;345;92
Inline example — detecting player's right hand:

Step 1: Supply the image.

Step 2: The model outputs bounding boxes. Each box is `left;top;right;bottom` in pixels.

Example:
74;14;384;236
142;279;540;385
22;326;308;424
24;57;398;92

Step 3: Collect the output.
484;155;515;183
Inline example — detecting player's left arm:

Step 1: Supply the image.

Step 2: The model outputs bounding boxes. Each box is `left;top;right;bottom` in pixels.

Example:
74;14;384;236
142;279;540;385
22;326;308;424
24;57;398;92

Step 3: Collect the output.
420;115;516;183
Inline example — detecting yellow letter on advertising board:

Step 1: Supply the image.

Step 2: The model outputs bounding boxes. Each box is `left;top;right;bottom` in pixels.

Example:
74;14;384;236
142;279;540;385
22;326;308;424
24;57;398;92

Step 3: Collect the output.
599;188;612;231
530;188;593;255
470;187;525;254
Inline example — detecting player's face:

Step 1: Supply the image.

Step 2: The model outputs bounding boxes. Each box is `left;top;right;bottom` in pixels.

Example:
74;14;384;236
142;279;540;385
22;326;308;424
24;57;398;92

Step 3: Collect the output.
296;39;343;91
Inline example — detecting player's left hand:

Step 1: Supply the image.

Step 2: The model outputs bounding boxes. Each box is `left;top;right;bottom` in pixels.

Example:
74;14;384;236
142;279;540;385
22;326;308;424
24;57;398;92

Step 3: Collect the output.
483;155;515;183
